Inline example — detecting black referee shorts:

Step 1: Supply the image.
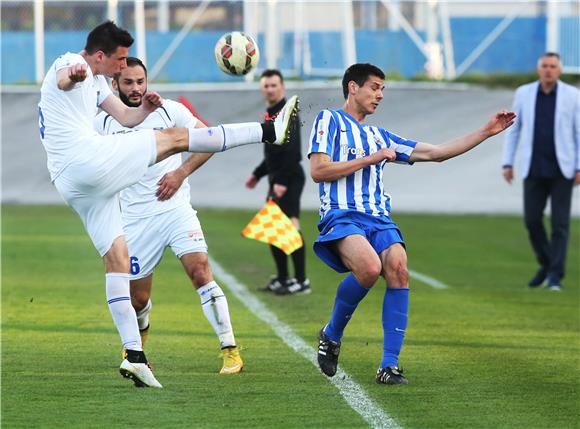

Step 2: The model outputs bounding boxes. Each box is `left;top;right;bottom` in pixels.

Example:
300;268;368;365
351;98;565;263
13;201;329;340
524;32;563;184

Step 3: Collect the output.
268;166;305;219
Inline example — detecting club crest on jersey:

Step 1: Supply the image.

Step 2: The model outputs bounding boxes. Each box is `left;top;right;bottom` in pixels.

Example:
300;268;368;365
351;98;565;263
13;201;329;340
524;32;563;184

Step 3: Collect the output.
341;144;366;158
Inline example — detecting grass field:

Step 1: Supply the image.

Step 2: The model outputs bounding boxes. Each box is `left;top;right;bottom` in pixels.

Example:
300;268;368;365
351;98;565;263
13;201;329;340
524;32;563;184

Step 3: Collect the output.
2;205;579;429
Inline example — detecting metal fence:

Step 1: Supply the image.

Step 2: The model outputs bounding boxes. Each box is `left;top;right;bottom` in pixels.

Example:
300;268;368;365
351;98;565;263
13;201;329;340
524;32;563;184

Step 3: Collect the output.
1;0;579;84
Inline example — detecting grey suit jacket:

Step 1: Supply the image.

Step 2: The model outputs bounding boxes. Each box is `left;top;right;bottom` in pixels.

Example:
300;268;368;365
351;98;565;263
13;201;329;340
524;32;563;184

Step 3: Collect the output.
502;80;580;179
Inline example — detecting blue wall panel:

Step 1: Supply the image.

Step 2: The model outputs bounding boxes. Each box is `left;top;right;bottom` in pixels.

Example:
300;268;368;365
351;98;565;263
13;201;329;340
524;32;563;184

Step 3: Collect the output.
0;18;562;84
450;17;546;74
356;30;426;78
560;17;579;69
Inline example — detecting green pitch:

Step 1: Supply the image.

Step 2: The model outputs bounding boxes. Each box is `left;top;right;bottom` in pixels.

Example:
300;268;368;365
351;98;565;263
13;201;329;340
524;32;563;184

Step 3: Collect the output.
2;206;578;429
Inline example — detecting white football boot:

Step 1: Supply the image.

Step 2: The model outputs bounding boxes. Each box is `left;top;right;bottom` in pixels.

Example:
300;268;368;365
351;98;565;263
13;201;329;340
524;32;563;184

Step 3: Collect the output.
272;95;300;145
119;359;163;388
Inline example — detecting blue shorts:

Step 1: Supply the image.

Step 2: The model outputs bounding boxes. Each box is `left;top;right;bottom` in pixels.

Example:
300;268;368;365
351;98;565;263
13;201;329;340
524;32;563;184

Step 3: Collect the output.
313;210;404;273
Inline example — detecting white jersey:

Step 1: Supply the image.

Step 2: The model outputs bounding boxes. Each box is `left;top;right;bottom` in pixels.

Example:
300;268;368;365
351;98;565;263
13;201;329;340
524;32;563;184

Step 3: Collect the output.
94;99;198;218
308;109;416;218
38;52;112;181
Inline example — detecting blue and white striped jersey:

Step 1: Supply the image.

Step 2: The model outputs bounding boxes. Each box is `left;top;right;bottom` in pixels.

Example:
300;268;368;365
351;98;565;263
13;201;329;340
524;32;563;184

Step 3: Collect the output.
308;109;416;218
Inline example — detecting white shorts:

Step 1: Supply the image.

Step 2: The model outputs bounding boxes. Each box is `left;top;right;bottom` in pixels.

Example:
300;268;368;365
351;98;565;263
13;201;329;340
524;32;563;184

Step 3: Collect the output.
54;130;157;256
124;204;208;280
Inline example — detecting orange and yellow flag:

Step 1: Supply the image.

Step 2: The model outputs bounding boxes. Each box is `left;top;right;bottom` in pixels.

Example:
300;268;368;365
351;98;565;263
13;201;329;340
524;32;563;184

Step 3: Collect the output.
241;200;303;255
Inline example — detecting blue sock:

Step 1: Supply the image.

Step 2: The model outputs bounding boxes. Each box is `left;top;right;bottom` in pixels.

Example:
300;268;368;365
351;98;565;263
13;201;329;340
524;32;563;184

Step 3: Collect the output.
325;274;370;342
381;288;409;368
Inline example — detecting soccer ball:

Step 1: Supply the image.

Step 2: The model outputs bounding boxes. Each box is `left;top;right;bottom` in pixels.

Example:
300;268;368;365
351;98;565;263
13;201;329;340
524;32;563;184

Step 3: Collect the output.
214;31;260;76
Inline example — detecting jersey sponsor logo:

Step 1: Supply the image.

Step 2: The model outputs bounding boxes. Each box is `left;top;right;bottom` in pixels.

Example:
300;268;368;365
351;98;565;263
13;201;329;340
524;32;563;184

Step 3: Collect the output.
341;144;366;158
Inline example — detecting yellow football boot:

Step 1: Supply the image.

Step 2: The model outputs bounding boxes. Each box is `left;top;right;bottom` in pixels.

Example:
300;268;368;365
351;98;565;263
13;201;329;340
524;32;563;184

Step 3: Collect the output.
220;346;244;375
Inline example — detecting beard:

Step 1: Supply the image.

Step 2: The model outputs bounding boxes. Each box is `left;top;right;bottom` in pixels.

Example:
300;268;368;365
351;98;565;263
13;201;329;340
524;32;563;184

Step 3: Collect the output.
118;89;144;107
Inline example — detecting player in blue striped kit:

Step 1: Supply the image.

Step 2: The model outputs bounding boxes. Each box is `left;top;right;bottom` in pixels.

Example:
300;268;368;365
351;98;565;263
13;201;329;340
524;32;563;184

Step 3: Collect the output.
308;63;515;384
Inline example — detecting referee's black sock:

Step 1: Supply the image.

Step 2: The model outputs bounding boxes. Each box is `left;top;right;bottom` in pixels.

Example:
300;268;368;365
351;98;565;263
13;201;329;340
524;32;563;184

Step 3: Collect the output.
261;122;276;143
292;232;306;283
270;245;288;280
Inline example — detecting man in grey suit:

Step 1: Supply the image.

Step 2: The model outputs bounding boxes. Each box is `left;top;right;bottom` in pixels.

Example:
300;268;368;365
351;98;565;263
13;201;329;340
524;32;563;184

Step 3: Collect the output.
502;52;579;291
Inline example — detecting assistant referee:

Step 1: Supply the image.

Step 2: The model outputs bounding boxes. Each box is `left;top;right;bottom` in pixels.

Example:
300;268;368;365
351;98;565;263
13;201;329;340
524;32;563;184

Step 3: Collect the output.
245;69;310;295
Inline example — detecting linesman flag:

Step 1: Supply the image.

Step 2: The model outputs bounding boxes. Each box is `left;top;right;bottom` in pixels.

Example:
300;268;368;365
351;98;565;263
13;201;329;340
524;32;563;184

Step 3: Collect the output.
242;200;303;255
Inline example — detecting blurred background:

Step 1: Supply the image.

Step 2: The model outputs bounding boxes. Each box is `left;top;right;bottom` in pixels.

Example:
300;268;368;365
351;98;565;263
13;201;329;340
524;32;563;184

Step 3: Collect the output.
1;0;579;214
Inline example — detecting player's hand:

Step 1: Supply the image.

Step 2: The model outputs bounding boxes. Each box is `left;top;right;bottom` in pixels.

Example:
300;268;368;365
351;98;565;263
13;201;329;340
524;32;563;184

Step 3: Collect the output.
502;166;514;184
68;63;87;83
245;175;259;189
142;91;163;112
156;169;185;201
574;171;580;186
369;148;397;164
483;110;516;137
272;184;287;198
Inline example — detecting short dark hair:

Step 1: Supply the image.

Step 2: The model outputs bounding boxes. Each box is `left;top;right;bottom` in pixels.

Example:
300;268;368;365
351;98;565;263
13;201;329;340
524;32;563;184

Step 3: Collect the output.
126;57;147;76
542;52;560;60
85;21;134;55
114;57;147;84
342;63;385;99
260;69;284;82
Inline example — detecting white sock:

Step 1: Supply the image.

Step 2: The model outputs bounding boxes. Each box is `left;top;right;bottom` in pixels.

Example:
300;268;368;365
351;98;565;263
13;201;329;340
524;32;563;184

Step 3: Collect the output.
188;123;263;152
136;299;152;331
106;273;142;351
197;281;236;348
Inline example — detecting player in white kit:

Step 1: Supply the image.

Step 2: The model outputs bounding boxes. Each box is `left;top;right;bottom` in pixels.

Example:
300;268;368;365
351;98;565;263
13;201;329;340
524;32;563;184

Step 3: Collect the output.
38;21;298;388
95;57;243;374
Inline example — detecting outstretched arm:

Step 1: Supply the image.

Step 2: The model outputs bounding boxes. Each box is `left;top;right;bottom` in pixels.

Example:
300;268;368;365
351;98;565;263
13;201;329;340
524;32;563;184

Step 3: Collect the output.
409;111;516;163
100;92;163;128
310;149;396;183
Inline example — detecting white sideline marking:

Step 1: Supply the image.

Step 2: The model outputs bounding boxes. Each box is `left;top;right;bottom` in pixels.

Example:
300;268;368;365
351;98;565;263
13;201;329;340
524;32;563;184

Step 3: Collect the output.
409;270;449;289
210;257;401;429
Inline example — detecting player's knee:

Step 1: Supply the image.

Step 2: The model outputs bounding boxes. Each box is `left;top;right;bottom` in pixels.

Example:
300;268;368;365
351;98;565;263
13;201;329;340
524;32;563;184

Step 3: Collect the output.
356;262;382;287
188;262;213;288
385;259;409;288
131;291;149;312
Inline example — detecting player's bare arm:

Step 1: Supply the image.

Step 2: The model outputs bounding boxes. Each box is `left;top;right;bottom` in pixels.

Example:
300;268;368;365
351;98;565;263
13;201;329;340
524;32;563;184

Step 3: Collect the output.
56;64;87;90
156;121;212;201
409;110;516;163
310;148;396;183
100;92;163;128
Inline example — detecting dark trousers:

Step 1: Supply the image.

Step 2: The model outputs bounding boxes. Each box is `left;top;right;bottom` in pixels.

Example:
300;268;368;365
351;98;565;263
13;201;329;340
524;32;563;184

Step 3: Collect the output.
523;176;574;280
